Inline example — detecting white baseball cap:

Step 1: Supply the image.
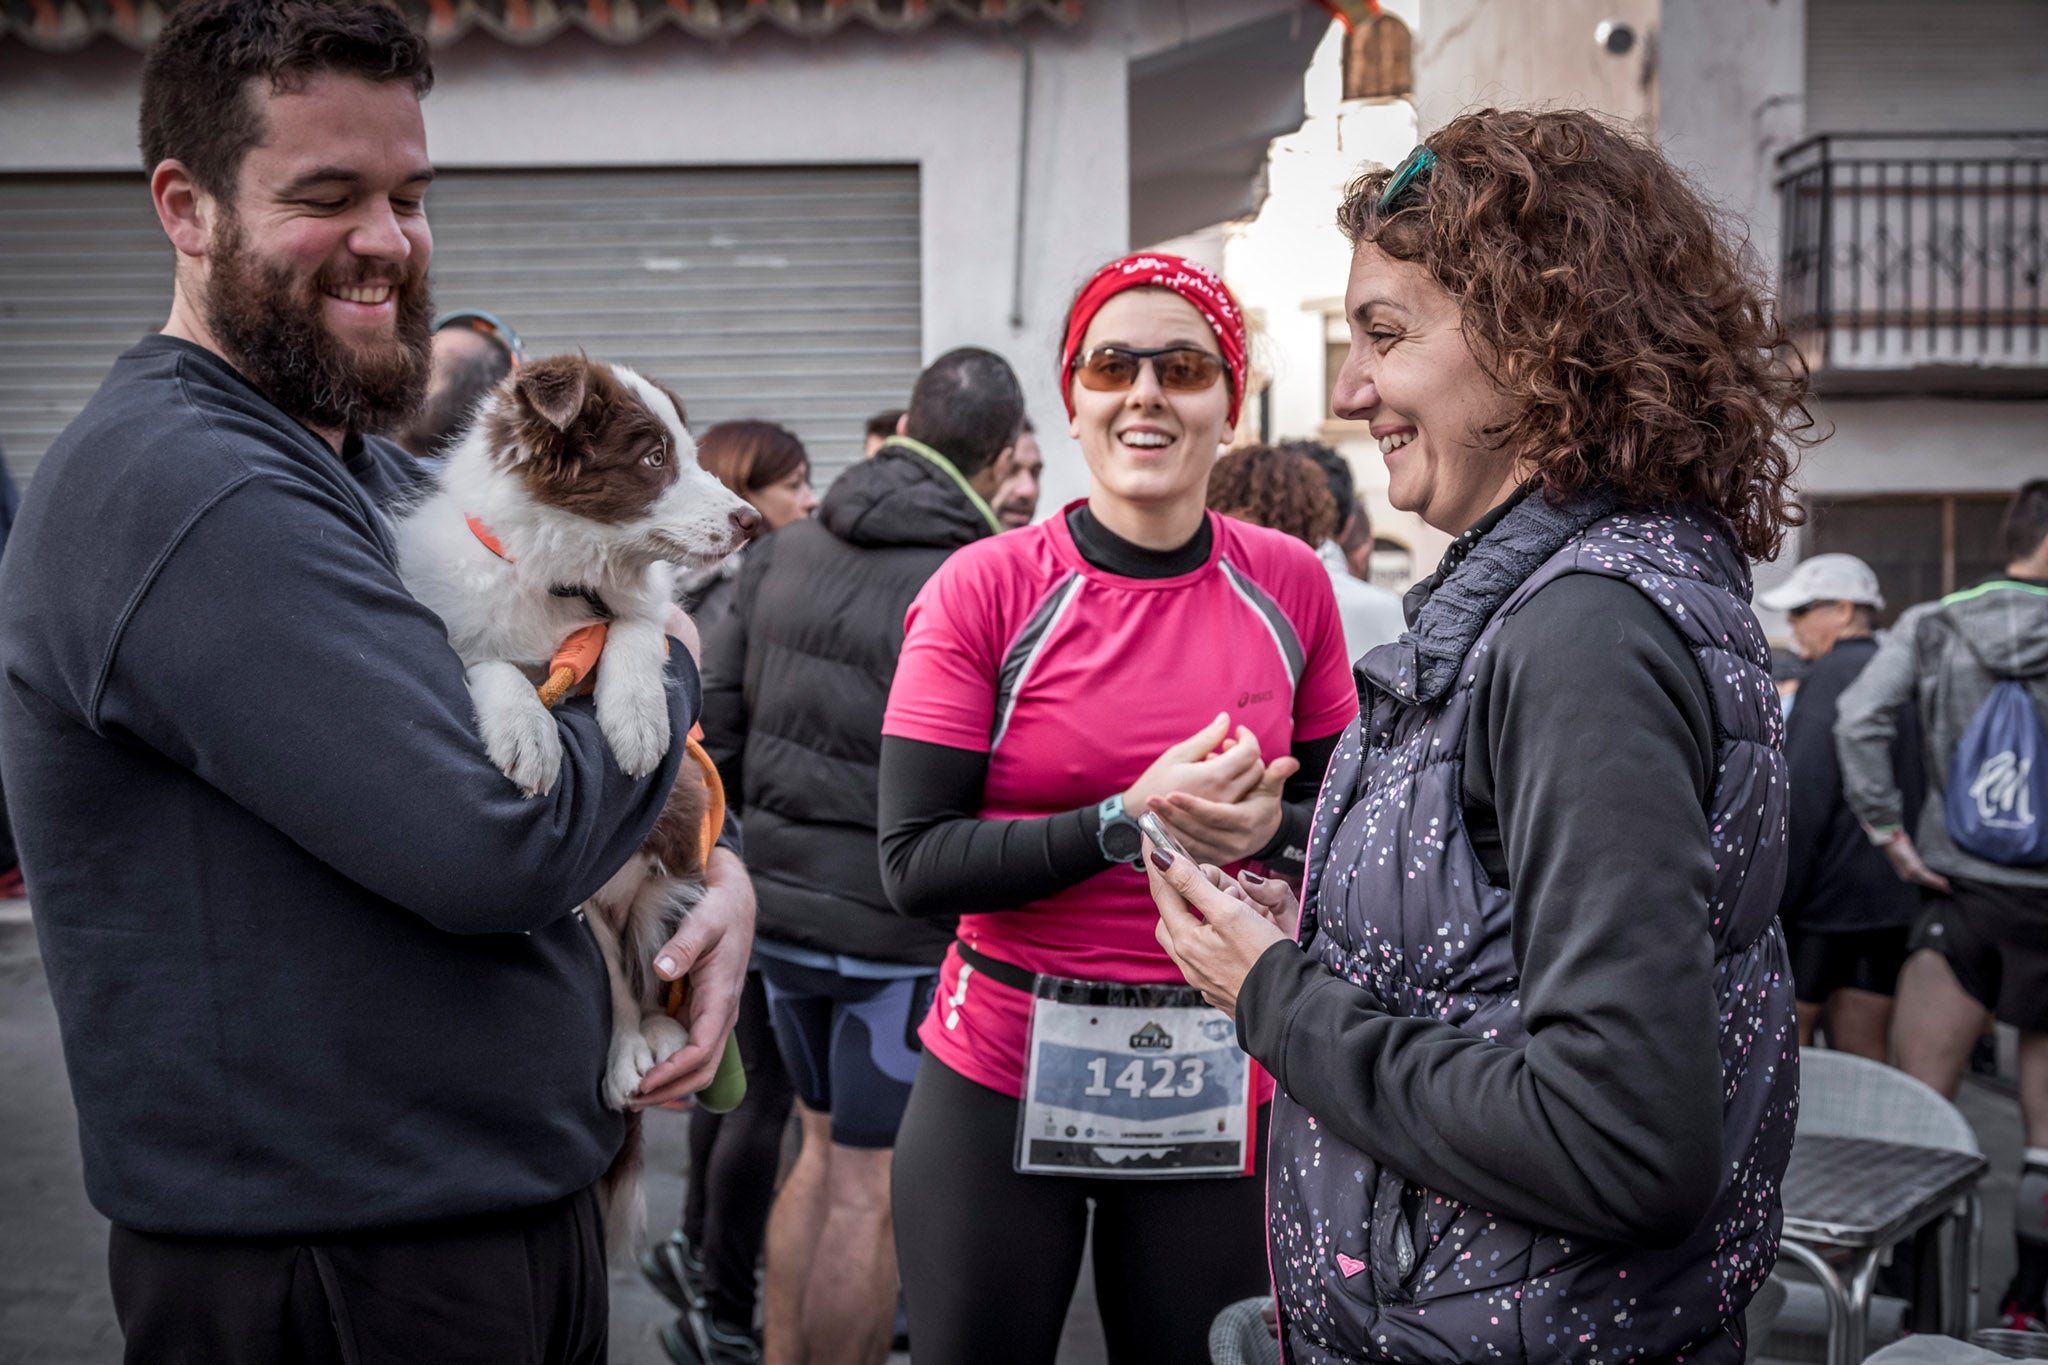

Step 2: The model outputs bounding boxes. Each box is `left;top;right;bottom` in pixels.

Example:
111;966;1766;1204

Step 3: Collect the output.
1757;553;1886;613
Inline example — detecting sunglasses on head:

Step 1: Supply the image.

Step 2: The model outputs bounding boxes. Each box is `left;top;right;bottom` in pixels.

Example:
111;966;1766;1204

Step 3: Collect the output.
435;310;525;366
1376;145;1437;218
1071;344;1227;395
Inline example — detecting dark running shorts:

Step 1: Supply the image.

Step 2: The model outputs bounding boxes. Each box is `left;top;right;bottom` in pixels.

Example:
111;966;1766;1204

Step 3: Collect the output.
1785;924;1912;1004
1909;876;2048;1032
758;955;936;1149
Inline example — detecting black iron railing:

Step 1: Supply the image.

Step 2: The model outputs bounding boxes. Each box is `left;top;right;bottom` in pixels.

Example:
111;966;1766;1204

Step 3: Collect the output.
1776;133;2048;373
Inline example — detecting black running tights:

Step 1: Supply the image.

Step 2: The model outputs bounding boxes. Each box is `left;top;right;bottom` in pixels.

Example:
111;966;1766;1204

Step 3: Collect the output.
892;1055;1270;1365
681;968;795;1328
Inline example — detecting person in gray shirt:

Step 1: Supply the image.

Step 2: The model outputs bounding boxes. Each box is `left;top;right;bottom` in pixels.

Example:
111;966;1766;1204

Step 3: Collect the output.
1835;478;2048;1334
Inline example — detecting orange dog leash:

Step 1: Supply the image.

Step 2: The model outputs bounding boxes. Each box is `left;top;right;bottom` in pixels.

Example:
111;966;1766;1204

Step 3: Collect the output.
537;622;608;708
537;621;726;863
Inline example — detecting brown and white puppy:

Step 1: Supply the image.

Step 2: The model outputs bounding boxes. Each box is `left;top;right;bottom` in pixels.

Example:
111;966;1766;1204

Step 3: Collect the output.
399;355;756;797
393;356;756;1207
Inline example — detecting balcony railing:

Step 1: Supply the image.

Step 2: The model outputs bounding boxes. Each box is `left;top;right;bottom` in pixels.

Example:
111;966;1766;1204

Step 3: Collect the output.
1776;133;2048;390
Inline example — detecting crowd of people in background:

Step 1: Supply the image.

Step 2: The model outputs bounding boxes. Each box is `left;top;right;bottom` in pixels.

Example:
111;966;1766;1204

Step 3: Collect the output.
5;5;2048;1365
1776;490;2048;1338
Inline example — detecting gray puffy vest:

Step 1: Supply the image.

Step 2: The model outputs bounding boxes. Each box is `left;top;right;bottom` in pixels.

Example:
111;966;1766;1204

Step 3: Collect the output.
1270;496;1798;1365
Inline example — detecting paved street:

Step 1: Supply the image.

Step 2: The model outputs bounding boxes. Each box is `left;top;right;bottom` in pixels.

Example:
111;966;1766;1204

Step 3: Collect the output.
0;902;2022;1364
0;906;1110;1365
0;906;117;1365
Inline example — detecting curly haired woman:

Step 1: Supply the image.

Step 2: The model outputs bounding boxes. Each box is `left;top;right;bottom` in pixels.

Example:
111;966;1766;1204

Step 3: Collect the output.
1206;443;1340;550
1144;109;1813;1364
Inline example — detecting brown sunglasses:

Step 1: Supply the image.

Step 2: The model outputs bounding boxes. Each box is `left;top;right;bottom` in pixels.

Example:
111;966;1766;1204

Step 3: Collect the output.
1072;344;1228;395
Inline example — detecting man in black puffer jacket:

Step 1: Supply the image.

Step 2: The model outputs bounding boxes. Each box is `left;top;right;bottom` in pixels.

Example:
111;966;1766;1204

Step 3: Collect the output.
699;347;1023;1365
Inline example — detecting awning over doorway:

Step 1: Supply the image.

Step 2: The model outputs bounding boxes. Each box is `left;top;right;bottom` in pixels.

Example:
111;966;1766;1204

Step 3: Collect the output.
1127;5;1326;245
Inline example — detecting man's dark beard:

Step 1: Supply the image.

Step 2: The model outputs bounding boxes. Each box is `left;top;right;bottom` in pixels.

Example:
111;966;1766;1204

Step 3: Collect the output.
203;214;433;436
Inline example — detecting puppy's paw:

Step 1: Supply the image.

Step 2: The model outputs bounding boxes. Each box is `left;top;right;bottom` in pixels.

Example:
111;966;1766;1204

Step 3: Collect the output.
485;702;563;796
470;665;563;796
640;1010;688;1068
597;682;671;779
603;1027;657;1111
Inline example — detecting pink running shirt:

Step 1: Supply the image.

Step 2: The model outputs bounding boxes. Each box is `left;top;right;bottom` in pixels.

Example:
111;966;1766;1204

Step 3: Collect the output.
883;502;1359;1098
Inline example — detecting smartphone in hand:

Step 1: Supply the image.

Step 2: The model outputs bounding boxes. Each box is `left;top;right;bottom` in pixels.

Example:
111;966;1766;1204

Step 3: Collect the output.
1138;812;1223;921
1137;811;1191;863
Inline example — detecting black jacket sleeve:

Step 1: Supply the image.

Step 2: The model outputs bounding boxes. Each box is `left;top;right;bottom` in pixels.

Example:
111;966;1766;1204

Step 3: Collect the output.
879;730;1343;919
1780;648;1851;919
1236;574;1725;1246
697;547;758;808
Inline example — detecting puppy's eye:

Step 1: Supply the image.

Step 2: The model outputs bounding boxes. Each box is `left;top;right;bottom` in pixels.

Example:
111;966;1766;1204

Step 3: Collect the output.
643;445;667;468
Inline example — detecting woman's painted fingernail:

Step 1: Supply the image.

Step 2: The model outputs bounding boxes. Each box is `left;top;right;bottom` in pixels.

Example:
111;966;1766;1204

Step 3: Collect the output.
1240;871;1268;886
1149;849;1174;872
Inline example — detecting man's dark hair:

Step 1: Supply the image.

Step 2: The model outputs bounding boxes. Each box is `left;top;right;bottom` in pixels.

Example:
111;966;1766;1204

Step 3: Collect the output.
1282;439;1357;538
2000;479;2048;563
903;348;1025;477
140;0;433;199
396;337;512;461
865;409;906;443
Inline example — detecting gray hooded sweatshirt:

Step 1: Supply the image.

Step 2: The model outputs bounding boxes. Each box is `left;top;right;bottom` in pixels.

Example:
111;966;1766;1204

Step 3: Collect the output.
1835;578;2048;888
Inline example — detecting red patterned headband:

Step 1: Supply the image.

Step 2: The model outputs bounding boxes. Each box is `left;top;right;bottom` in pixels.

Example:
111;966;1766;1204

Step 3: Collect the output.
1059;253;1248;427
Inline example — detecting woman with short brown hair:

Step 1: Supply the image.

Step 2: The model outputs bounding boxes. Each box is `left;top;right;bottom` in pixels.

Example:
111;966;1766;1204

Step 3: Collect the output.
678;419;815;630
1146;109;1813;1364
1206;443;1340;550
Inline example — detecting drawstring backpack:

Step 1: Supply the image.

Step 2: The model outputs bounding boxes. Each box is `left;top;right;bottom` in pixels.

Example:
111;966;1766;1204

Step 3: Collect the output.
1945;677;2048;866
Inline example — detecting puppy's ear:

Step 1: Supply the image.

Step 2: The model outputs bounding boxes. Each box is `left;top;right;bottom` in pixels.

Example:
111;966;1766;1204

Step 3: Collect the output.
654;381;689;430
511;357;588;433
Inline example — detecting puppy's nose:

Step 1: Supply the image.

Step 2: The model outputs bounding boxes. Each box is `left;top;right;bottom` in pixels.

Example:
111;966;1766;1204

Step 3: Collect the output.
730;505;764;540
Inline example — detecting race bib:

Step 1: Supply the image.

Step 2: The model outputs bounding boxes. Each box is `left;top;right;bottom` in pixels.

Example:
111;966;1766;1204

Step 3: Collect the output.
1015;975;1251;1179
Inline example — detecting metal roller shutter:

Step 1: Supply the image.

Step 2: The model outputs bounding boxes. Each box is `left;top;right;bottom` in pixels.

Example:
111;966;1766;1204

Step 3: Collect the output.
0;176;174;487
427;165;922;484
1806;0;2048;134
0;164;922;488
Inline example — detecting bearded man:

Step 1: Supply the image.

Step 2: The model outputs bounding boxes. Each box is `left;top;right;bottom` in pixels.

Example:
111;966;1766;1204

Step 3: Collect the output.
0;4;752;1360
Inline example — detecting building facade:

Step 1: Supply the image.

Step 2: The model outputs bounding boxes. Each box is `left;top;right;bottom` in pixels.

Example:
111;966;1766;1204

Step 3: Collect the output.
1223;0;1661;588
1222;12;1431;584
1228;0;2042;620
1663;0;2048;625
0;0;1326;504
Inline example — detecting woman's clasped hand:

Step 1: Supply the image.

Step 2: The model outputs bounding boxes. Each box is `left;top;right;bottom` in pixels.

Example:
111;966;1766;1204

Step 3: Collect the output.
1123;712;1299;865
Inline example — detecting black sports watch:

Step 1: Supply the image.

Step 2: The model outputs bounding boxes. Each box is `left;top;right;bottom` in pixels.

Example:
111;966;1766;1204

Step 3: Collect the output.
1096;793;1144;867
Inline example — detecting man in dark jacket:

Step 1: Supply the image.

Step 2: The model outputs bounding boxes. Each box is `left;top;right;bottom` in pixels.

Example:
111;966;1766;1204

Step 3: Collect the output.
0;6;749;1358
1760;553;1922;1059
700;348;1022;1365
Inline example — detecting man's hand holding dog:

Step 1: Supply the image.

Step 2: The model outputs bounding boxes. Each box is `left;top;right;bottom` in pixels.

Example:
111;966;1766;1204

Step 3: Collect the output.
632;845;755;1109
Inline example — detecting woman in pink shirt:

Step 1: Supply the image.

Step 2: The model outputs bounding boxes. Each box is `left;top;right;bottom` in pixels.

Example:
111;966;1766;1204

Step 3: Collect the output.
878;255;1357;1364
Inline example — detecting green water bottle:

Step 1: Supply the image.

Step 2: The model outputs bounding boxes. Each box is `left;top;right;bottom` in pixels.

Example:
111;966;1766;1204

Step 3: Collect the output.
696;1032;747;1114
